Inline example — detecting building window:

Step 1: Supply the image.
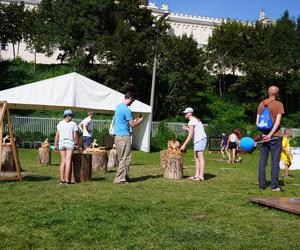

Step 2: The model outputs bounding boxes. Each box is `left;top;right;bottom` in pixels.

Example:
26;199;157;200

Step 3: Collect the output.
1;43;8;51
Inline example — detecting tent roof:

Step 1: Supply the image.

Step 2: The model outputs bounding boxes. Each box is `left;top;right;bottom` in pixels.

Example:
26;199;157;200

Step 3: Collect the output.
0;72;152;114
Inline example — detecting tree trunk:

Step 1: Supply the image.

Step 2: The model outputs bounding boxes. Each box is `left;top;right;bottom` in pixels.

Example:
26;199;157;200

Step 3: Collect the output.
88;151;108;172
1;144;15;171
163;154;183;180
160;150;168;169
38;147;51;165
71;153;92;183
12;44;15;59
107;148;118;170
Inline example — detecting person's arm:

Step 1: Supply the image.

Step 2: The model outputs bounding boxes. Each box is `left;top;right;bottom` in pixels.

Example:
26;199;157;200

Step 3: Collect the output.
182;125;189;132
256;114;260;126
78;122;84;132
129;117;143;128
73;131;78;146
263;114;282;141
180;126;194;151
54;130;59;152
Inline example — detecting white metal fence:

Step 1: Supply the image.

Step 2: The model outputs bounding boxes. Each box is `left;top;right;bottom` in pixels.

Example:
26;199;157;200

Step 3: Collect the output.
4;116;300;138
4;116;186;138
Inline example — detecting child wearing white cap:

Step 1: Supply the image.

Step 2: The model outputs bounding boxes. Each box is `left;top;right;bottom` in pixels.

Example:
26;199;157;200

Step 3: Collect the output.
54;109;78;184
180;107;207;181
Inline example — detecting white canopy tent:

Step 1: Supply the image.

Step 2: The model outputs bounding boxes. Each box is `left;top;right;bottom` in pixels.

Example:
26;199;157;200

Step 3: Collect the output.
0;72;152;152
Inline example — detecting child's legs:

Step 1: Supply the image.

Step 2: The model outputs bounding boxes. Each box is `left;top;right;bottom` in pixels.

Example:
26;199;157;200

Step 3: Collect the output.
228;149;232;162
194;152;200;177
195;151;205;179
284;161;289;176
65;149;73;182
59;150;67;181
232;149;236;162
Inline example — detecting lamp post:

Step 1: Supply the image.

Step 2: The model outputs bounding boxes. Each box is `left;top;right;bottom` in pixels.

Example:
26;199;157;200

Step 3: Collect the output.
150;56;157;109
149;11;169;114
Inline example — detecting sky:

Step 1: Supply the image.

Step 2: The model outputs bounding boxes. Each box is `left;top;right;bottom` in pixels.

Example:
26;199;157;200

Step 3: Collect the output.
152;0;300;22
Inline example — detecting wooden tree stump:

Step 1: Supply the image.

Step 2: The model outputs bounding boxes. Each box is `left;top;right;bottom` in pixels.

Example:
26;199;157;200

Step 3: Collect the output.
163;153;183;180
89;151;108;172
107;148;118;170
71;153;92;183
38;147;51;165
1;144;15;171
160;150;168;169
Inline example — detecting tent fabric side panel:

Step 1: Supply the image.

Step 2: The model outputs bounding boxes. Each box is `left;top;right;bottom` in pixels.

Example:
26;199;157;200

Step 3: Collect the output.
132;114;151;153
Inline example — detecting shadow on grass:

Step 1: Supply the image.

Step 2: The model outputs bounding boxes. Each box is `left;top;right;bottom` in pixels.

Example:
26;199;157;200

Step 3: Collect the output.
205;173;216;180
91;177;106;182
132;175;162;182
23;175;52;182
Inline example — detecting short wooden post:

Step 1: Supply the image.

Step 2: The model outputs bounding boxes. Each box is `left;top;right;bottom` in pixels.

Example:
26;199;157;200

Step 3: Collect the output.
107;148;118;170
163;154;183;180
160;150;168;169
90;151;108;171
71;153;92;183
0;101;22;181
38;147;51;165
1;144;15;171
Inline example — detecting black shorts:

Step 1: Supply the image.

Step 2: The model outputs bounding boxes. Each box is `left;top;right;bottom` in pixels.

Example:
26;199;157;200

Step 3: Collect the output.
228;142;237;149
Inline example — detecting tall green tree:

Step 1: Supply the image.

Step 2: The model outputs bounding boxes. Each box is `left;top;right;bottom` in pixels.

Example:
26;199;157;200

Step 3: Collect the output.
0;2;25;59
155;35;208;120
38;0;114;66
98;0;160;97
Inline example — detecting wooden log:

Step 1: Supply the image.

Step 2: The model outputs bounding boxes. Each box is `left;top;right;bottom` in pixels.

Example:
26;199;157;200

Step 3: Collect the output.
38;147;51;165
107;148;118;170
163;153;183;180
89;151;108;172
1;144;15;171
160;150;169;169
71;153;92;183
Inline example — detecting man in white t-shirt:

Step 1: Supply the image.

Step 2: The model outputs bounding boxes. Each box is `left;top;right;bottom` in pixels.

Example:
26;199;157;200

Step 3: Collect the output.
79;111;94;148
180;107;207;181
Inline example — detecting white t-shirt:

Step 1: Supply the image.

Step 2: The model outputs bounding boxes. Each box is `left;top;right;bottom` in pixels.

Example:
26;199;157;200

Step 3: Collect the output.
57;120;78;145
188;117;207;143
79;117;93;137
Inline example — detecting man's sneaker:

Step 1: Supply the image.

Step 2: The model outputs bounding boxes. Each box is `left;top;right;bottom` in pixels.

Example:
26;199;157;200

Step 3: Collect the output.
272;186;285;192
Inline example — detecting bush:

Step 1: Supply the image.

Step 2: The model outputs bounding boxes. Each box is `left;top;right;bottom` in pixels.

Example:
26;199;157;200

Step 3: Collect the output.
151;122;187;150
93;128;109;144
290;136;300;147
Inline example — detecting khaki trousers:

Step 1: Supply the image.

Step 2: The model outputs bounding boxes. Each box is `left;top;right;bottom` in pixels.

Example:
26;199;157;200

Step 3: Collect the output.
114;136;132;183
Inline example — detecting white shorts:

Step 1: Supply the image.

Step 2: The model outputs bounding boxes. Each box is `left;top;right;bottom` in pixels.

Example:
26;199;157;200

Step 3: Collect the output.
194;138;207;152
59;140;75;150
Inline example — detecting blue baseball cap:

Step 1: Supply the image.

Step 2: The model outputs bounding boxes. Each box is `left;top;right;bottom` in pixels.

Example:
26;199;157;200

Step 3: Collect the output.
63;109;73;117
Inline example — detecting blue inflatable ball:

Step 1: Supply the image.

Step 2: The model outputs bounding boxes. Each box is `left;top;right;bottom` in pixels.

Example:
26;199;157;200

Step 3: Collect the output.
240;137;255;151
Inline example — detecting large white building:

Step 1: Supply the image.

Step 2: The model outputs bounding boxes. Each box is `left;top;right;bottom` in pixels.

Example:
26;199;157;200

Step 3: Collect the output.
0;0;268;64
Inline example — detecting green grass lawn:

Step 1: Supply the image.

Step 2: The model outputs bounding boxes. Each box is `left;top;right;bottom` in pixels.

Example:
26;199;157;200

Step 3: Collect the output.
1;149;300;249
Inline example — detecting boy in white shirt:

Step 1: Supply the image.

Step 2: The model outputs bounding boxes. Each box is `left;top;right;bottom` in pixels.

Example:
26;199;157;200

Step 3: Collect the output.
180;107;207;181
79;111;94;148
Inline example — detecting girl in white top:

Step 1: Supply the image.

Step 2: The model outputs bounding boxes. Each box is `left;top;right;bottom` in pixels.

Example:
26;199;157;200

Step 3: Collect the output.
180;107;207;181
226;128;241;163
54;109;78;184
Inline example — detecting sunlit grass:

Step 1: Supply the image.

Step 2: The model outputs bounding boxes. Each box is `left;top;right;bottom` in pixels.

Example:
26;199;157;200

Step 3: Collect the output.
0;149;300;249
